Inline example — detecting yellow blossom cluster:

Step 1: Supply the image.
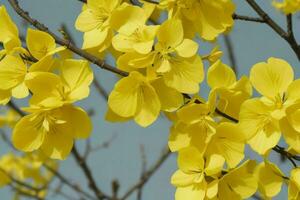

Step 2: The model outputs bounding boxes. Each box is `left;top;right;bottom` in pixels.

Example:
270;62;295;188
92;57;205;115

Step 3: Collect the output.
0;152;56;199
0;0;300;199
273;0;300;14
0;5;93;160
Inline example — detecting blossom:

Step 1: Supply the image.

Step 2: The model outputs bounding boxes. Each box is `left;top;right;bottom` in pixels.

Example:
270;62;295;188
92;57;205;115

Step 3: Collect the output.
273;0;300;14
159;0;235;40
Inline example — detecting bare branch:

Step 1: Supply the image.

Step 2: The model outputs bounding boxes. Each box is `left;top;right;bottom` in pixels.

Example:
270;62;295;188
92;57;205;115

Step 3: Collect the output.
44;164;96;200
245;0;300;61
223;34;238;74
8;0;128;77
72;145;109;200
120;146;171;200
232;13;265;23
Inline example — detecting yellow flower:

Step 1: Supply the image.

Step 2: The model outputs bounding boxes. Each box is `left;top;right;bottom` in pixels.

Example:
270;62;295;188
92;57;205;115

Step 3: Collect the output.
111;4;159;54
117;19;204;94
26;28;66;60
289;168;300;200
205;46;223;64
159;0;235;40
0;109;20;128
12;105;92;160
273;0;300;14
168;97;216;152
75;0;121;51
26;59;93;108
0;5;21;52
218;160;258;199
240;58;300;155
207;60;252;120
205;122;246;168
280;103;300;153
239;98;280;155
171;147;223;200
255;161;285;199
108;71;161;127
0;54;29;101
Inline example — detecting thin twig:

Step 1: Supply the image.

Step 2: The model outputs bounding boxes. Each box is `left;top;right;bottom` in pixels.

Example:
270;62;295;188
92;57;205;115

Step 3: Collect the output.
8;0;128;77
120;146;171;200
223;34;238;74
245;0;300;61
93;78;108;101
137;145;147;200
232;13;265;23
44;164;96;200
7;101;25;116
72;145;108;200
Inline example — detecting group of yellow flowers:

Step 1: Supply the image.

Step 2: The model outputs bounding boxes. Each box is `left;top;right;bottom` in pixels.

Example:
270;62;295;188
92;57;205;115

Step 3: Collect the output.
0;0;300;199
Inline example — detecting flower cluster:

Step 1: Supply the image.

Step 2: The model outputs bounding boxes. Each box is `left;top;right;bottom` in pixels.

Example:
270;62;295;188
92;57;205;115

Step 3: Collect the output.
0;152;56;199
1;0;300;199
0;5;93;160
273;0;300;14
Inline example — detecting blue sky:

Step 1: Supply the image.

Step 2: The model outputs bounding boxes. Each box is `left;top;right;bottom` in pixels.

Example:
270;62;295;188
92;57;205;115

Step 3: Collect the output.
0;0;300;199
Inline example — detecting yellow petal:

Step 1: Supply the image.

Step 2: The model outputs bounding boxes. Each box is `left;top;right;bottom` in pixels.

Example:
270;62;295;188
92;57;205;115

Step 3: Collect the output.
207;60;236;89
248;125;281;155
239;98;276;140
110;4;146;33
250;57;294;98
157;19;183;48
0;6;20;50
61;106;92;139
208;123;245;168
82;27;109;50
26;29;56;60
41;127;73;160
175;39;198;58
204;154;225;176
0;89;11;105
151;78;183;112
75;8;101;32
11;81;29;99
178;147;204;173
12;114;46;152
171;170;198;187
175;184;206;200
108;72;140;118
280;116;300;153
0;55;27;90
220;160;257;199
60;59;93;102
255;161;284;198
168;123;190;152
134;81;161;127
164;56;204;94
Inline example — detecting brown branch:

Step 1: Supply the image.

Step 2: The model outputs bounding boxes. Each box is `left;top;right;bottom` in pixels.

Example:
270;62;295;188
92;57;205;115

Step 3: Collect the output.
245;0;300;61
7;101;26;116
137;145;147;200
72;145;108;200
223;34;238;74
8;0;128;77
232;13;265;23
120;146;171;200
93;78;108;101
44;164;96;200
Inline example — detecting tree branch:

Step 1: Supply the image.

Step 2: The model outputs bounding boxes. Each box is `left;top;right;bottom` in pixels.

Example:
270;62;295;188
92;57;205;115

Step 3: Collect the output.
120;146;171;200
232;13;265;23
72;145;108;200
245;0;300;61
223;34;238;74
8;0;128;77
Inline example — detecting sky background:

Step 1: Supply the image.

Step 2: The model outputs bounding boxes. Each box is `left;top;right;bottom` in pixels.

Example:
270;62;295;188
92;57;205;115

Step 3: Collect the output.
0;0;300;199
